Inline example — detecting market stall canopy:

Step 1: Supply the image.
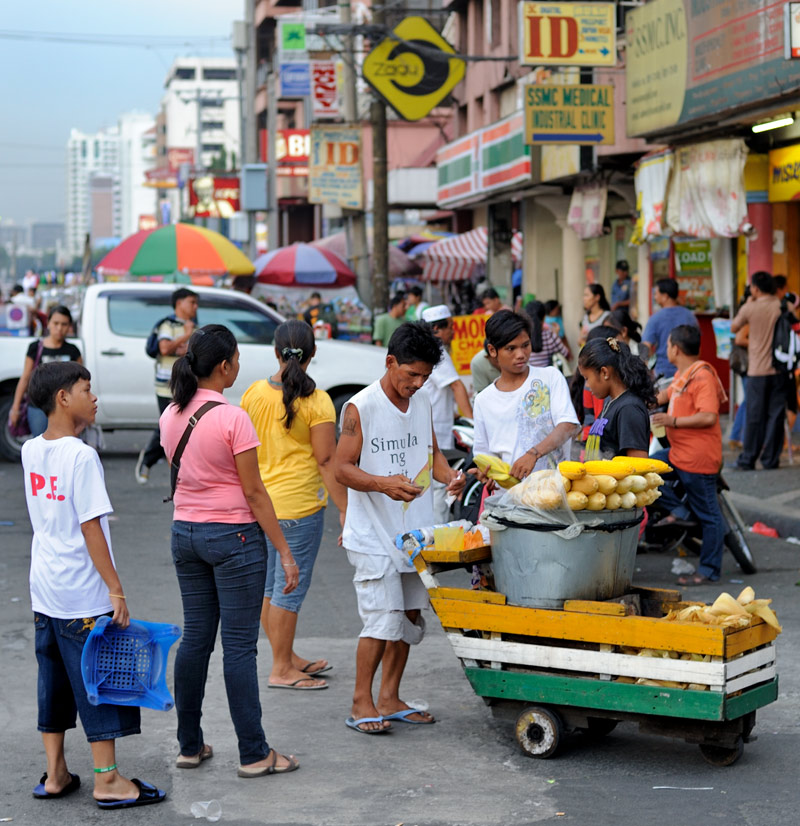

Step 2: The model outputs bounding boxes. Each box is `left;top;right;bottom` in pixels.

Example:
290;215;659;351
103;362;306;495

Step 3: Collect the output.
311;231;421;278
396;230;453;252
253;242;356;287
420;227;523;282
96;224;254;284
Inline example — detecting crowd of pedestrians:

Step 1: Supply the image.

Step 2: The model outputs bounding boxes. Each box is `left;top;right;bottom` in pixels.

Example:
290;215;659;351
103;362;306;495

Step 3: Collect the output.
15;267;799;809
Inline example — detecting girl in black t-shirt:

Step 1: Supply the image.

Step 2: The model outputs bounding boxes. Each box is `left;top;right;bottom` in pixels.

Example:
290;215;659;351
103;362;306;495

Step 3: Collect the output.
578;337;655;459
9;305;82;437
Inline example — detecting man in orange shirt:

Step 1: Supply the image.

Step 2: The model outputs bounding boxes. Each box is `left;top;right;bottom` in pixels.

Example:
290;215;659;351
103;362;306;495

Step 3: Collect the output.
650;325;727;585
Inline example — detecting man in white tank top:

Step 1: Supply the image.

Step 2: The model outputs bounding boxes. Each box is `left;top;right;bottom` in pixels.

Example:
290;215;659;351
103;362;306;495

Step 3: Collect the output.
335;323;465;734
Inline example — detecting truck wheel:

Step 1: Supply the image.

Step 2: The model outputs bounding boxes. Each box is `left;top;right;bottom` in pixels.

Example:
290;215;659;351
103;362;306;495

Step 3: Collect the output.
515;706;562;759
0;396;25;463
699;737;744;767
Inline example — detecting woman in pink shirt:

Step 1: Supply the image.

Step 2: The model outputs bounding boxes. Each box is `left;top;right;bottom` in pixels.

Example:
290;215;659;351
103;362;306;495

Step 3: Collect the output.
160;324;300;779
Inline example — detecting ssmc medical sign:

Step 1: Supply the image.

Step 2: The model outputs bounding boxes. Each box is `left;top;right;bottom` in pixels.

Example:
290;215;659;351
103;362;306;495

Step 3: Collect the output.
519;3;616;66
524;84;614;144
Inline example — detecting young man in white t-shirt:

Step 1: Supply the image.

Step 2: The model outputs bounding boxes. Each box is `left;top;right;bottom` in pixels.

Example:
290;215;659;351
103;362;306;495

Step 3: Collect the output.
420;304;473;521
335;323;466;734
22;361;165;810
473;310;579;484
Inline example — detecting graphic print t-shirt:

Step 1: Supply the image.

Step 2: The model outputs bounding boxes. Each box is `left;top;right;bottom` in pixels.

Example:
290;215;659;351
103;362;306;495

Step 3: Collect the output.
341;381;434;570
22;436;115;619
27;340;82;364
585;391;650;458
472;366;579;469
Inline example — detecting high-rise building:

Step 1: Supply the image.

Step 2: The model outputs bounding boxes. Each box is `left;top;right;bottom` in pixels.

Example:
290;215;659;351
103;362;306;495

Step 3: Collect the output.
118;111;158;238
65;127;121;257
29;222;65;251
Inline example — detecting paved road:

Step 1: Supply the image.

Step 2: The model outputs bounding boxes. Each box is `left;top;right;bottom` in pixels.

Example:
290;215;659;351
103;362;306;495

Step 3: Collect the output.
0;432;798;825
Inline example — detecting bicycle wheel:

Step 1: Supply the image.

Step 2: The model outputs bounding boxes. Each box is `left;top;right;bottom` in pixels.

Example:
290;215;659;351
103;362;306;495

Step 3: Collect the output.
719;490;757;574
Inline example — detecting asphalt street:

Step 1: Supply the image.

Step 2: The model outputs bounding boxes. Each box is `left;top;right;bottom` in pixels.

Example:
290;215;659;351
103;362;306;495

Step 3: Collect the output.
1;431;798;826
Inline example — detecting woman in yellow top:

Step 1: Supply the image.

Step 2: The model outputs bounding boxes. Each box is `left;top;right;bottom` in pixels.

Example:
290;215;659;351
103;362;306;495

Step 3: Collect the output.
241;320;347;690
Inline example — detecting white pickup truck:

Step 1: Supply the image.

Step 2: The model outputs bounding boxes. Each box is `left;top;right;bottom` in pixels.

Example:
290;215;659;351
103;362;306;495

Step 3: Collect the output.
0;282;386;461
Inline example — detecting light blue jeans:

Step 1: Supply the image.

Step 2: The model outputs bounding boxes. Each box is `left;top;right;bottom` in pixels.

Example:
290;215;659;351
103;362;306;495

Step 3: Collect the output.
27;405;48;437
264;508;325;613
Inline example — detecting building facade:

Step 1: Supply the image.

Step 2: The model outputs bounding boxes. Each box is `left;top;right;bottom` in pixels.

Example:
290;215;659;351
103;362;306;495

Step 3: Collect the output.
65;127;121;257
118;111;158;238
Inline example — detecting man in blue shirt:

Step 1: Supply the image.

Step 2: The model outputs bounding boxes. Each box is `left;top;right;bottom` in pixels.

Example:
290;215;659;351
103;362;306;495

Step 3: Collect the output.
610;260;632;311
642;278;698;379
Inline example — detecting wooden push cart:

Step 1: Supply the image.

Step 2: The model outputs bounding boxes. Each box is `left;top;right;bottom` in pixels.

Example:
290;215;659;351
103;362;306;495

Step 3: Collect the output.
412;545;778;766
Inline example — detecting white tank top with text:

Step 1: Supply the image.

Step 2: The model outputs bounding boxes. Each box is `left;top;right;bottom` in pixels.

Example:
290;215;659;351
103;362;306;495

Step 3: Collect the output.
342;380;434;570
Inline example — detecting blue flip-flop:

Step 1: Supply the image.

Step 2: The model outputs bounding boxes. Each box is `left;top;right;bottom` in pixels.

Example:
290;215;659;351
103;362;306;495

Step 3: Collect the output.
33;772;81;799
382;708;435;725
345;716;391;734
95;778;166;809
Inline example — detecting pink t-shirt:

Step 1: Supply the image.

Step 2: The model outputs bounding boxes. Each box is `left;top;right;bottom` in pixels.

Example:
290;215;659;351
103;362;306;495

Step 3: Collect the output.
160;389;260;523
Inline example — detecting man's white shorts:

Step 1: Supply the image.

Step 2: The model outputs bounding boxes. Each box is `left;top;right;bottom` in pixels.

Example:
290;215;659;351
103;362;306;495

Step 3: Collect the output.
346;549;428;642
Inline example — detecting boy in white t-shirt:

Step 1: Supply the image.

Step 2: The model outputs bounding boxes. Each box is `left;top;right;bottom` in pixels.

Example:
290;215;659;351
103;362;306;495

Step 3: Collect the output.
22;361;165;810
472;310;579;484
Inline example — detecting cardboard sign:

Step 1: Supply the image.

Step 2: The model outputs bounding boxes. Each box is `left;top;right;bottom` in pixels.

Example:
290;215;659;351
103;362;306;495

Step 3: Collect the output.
451;314;488;375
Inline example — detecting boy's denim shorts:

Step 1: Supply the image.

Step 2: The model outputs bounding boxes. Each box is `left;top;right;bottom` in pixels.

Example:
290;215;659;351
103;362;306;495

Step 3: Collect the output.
34;612;141;742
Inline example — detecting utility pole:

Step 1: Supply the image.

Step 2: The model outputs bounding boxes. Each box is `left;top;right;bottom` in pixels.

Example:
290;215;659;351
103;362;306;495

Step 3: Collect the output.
240;8;258;259
266;62;279;250
370;1;389;314
339;0;371;307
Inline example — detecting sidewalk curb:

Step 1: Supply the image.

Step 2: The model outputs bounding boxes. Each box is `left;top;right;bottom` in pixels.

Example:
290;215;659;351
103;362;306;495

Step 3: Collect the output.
727;491;800;540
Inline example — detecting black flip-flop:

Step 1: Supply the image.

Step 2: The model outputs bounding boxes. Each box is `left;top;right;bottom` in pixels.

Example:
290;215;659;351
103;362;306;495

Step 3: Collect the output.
33;772;81;799
95;778;166;809
300;661;332;677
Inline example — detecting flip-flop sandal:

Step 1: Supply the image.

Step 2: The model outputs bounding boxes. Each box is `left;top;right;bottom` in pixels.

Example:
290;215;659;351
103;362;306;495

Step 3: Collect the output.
345;715;391;734
175;743;214;768
268;678;328;690
95;778;166;809
382;708;436;725
33;772;81;799
238;750;299;778
300;661;332;677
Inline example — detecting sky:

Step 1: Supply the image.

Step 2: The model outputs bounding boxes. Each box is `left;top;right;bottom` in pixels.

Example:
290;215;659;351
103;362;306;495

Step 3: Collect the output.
0;1;242;227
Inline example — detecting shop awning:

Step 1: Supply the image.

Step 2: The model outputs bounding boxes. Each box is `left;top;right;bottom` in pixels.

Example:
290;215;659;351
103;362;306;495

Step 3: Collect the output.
421;227;523;282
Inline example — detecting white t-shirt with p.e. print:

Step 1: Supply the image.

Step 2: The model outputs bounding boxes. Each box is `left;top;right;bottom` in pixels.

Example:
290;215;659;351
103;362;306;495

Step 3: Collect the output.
22;435;115;619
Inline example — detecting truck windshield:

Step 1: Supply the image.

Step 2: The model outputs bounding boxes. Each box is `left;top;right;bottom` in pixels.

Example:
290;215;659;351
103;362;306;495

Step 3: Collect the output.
106;292;278;344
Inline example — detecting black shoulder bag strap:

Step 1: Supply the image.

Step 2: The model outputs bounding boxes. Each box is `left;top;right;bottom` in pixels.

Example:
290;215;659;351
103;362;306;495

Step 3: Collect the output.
164;400;223;503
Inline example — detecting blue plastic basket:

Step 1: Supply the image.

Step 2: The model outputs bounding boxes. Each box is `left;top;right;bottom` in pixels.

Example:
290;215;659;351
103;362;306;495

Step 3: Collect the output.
81;616;181;712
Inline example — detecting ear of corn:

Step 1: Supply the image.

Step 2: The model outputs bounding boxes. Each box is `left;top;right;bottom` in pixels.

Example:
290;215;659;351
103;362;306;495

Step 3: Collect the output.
584;460;634;479
473;454;520;488
613;456;672;474
593;475;618;495
566;491;588;510
558;461;586;480
586;492;607;511
571;475;599;495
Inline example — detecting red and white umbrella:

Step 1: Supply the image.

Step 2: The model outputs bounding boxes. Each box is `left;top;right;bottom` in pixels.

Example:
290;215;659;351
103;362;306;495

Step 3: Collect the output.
253;243;356;287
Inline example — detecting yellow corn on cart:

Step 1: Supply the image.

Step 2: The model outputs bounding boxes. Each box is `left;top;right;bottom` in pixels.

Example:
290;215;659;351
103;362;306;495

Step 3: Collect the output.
412;544;778;766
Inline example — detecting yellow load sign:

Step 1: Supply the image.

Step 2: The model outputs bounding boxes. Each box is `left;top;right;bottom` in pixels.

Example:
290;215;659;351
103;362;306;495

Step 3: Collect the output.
524;84;614;145
362;16;465;122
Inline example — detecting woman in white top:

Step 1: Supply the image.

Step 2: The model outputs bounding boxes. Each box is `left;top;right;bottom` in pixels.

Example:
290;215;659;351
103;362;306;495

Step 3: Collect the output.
472;311;579;483
579;284;612;347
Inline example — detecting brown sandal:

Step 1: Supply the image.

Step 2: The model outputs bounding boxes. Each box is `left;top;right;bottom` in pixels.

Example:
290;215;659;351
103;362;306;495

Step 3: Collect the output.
237;749;299;778
677;575;715;587
175;743;213;769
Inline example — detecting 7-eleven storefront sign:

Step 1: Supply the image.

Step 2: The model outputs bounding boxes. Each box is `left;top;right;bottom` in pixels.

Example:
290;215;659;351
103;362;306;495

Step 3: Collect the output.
436;113;532;208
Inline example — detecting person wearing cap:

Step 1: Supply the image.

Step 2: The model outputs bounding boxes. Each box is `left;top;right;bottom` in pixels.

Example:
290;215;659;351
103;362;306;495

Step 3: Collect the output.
611;260;632;312
372;293;406;346
420;305;473;521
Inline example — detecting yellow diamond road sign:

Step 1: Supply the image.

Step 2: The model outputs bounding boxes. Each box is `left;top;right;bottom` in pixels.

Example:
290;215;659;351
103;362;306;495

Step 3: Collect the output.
363;16;465;122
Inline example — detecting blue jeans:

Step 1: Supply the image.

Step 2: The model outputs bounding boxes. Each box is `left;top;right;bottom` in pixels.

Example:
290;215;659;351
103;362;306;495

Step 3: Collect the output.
729;377;746;443
171;521;269;765
27;405;48;437
35;612;141;742
652;449;725;580
264;508;325;612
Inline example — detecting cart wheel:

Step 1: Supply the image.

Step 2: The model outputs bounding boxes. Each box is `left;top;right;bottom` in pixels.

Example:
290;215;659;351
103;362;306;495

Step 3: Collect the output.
515;706;563;759
698;737;744;767
582;717;618;738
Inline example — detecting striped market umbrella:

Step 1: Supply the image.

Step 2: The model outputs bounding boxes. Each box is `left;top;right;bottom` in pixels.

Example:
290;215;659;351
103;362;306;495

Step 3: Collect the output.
96;224;254;284
253;242;356;287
